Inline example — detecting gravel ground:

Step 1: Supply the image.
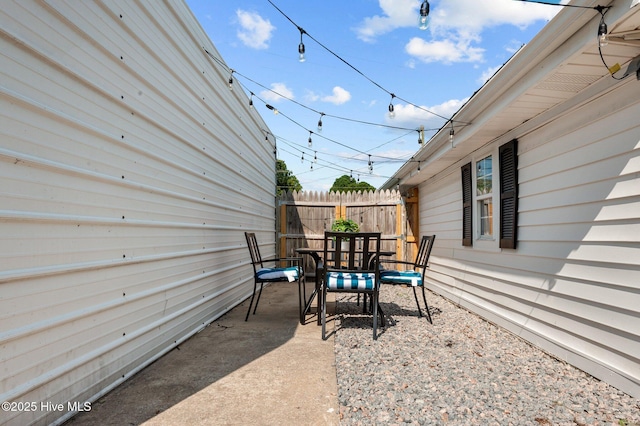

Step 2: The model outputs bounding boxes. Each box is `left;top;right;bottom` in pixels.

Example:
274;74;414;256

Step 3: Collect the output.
333;286;640;426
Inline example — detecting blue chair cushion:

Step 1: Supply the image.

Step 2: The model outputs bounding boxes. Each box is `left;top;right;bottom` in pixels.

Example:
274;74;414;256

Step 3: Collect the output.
257;266;301;282
380;270;422;287
326;272;376;290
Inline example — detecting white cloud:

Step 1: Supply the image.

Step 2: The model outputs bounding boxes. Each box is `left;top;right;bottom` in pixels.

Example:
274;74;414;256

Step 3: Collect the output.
303;90;320;103
260;82;294;103
405;37;484;64
236;10;275;49
321;87;352;105
388;98;469;128
354;0;421;42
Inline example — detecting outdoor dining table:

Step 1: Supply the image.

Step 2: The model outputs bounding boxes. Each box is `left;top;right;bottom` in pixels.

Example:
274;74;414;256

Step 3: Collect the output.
295;247;395;325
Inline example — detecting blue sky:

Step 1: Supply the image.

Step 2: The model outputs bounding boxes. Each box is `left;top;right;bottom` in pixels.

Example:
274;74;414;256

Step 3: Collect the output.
186;0;565;192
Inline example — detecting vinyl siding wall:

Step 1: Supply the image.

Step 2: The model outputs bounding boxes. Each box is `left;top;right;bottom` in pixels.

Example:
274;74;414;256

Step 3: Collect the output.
420;78;640;398
0;1;275;425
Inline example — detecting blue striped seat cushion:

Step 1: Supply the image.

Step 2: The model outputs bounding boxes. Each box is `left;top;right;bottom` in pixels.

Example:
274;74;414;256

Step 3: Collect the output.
326;272;376;290
380;270;422;287
257;266;301;282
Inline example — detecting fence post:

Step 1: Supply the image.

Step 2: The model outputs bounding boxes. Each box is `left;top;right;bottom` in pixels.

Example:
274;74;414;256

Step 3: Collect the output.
396;201;404;261
279;201;287;260
405;187;420;262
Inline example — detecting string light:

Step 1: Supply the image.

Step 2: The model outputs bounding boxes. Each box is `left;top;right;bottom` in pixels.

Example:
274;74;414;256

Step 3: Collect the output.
202;48;447;174
317;113;324;132
388;94;395;119
265;0;461;124
298;27;306;62
266;104;279;115
449;122;455;147
301;152;305;163
419;1;430;30
597;6;608;46
308;130;313;148
314;151;318;163
249;92;254;108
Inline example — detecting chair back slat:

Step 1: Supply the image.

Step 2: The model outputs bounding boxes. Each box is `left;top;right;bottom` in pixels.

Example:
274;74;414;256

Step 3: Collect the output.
415;235;436;269
323;232;381;274
244;232;263;269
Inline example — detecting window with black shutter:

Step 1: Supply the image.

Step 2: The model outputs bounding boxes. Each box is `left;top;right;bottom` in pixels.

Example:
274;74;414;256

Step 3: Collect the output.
461;162;472;246
499;139;518;249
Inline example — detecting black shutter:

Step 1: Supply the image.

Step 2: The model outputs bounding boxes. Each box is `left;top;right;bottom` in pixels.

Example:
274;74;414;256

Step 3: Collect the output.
499;139;518;249
461;162;472;246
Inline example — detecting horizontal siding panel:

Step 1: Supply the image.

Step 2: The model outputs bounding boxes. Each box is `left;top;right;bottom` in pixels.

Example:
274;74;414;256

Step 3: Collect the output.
519;199;640;225
518;222;640;242
519;175;638;212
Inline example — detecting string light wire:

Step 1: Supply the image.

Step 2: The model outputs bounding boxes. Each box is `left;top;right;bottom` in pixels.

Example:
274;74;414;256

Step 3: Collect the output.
266;0;470;125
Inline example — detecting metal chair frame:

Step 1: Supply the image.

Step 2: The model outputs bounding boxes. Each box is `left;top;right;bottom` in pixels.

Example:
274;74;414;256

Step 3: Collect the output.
321;231;382;340
380;235;436;323
244;232;305;323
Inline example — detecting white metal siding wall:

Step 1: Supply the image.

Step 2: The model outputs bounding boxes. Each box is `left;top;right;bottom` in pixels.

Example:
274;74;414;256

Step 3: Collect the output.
420;80;640;398
0;1;275;425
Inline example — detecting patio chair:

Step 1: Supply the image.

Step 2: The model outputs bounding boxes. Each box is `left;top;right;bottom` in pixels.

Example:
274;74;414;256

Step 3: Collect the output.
322;231;382;340
380;235;436;324
244;232;305;324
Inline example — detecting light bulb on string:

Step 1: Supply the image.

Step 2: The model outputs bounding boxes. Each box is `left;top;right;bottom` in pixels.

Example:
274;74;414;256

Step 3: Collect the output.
308;131;313;148
249;92;254;109
298;27;306;62
228;69;234;90
317;113;324;132
266;104;279;115
419;1;430;30
388;94;396;119
598;15;608;46
449;123;455;147
314;152;317;163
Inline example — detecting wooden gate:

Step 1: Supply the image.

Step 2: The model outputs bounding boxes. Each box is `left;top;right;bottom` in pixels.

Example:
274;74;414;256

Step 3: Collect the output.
276;189;419;275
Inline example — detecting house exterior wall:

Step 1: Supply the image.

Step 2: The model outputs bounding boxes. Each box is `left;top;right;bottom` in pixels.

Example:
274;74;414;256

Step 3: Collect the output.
0;1;275;425
420;78;640;398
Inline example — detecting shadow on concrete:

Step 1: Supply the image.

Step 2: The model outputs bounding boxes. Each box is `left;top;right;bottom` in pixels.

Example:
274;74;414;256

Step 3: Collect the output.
65;281;339;426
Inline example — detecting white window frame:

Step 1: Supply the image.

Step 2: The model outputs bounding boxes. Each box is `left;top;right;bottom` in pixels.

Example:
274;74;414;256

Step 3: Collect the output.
472;149;499;249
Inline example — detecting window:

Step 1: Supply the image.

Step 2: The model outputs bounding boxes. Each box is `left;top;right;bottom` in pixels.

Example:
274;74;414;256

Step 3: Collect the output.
461;139;518;249
476;155;493;238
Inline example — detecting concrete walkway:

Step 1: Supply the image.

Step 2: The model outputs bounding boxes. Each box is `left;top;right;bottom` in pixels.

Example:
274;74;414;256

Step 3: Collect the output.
65;282;339;426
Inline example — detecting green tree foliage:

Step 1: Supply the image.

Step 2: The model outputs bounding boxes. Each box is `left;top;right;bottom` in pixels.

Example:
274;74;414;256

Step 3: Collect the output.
330;175;375;193
276;159;302;195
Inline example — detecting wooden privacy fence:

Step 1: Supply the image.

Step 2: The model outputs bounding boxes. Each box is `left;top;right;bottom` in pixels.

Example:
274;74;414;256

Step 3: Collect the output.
277;189;420;275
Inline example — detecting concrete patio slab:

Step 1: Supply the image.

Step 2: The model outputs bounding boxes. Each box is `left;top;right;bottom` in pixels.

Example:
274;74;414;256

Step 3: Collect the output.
65;281;339;426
